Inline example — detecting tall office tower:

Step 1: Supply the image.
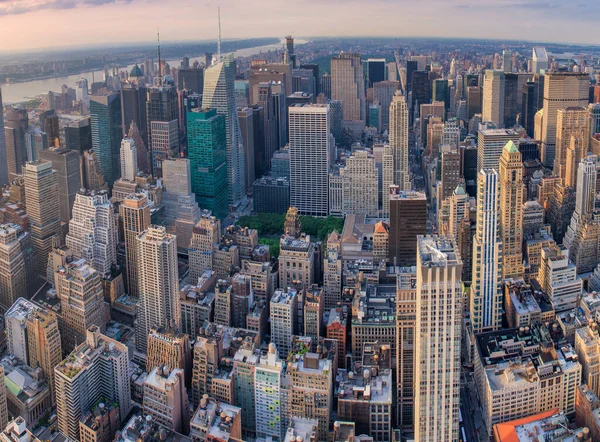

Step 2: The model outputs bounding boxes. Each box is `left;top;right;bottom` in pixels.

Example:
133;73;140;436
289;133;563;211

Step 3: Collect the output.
320;73;332;99
146;76;179;176
470;169;502;335
41;111;60;144
331;52;365;133
121;76;148;142
482;70;505;128
54;259;107;353
540;72;590;167
411;71;432;111
477;127;521;172
178;68;204;95
502;73;527;128
279;235;315;288
23;161;61;281
135;226;179;354
5;299;62;400
364;58;386;87
503;50;513;73
382;144;395;216
256;82;280;167
237;107;255;193
341;150;378;216
187;109;228;220
396;267;417;430
55;326;131;441
499;141;525;279
128;122;149;174
564;156;597;250
532;47;549;73
372;81;399;132
414;236;462;442
287;351;333;441
146;327;191;381
554;107;590;186
90;93;122;186
289;104;331;216
66;190;117;277
0;225;30;313
448;185;470;238
323;231;342;309
389;93;410;190
4;108;28;177
65;116;92;153
232;347;258;440
389;189;427;266
188;213;221;283
39;148;81;226
270;289;298;358
442;118;460;148
120;137;138;181
203;54;245;209
589;103;600;135
0;89;7;185
120;194;150;297
303;286;323;339
440;145;461;201
522;81;537;136
161;158;201;250
466;86;482;121
143;366;189;433
539;245;582;312
255;344;284;440
433;79;450;111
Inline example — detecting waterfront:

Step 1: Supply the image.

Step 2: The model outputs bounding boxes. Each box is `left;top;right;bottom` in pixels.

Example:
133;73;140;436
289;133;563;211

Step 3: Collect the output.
1;38;307;104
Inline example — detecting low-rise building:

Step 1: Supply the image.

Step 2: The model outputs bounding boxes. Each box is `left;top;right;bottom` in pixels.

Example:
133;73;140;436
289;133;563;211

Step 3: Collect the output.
189;396;242;442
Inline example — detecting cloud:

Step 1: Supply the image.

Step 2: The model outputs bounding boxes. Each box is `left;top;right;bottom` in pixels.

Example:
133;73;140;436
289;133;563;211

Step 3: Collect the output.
0;0;131;15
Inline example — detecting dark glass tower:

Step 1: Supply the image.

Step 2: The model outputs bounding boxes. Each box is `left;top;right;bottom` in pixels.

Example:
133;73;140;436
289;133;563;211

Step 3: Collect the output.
90;92;122;186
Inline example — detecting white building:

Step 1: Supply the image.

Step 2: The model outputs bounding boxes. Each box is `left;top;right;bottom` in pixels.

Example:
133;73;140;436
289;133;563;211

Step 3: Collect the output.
389;93;410;191
482;70;505;128
255;344;285;441
270;289;297;358
120;137;138;181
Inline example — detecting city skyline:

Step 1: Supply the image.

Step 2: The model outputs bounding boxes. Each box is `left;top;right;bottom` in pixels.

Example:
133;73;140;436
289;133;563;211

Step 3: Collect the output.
0;0;600;52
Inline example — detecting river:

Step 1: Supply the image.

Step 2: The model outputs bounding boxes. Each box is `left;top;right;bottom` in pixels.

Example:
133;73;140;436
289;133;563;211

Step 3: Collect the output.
1;38;308;104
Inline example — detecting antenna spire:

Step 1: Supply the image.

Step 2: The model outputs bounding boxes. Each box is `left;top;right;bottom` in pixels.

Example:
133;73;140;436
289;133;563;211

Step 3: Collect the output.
217;7;221;61
157;27;162;85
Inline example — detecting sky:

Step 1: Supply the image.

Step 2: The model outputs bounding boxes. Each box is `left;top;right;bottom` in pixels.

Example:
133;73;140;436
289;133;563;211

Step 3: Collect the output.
0;0;598;52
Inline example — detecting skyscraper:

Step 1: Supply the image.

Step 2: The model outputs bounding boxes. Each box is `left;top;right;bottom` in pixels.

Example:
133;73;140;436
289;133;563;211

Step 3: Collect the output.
39;148;81;226
388;189;427;266
289;104;331;216
331;52;365;130
187;109;228;220
482;70;505;128
499;141;525;279
135;226;179;354
188;213;221;283
146;78;179;176
540;72;590;167
55;326;131;441
23;161;62;282
120;137;138;181
120;75;148;145
389;93;411;190
502;50;513;73
255;344;284;440
0;88;8;185
120;194;150;298
554;107;590;187
90;93;122;186
0;225;30;313
143;366;189;433
532;47;549;73
477;127;521;172
470;169;503;335
202;54;245;209
414;236;462;442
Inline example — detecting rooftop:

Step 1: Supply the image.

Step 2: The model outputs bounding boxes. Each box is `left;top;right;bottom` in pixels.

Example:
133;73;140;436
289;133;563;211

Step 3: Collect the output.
116;414;191;442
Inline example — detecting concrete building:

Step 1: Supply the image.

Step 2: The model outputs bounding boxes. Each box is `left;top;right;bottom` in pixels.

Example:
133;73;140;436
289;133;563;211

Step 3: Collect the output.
189;396;242;442
539;245;582;312
255;344;285;441
331;52;365;127
389;93;410;191
414;236;463;442
477;127;521;172
270;289;298;358
188;213;221;283
146;327;192;381
55;326;131;440
120;194;151;297
135;226;179;354
120;137;138;182
341;150;379;216
554;107;590;187
143;366;189;434
279;234;315;289
79;401;120;442
0;225;31;313
482;70;505;128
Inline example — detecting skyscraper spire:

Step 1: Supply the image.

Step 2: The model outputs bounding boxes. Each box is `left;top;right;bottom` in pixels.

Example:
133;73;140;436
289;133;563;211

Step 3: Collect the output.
157;27;162;85
217;7;221;62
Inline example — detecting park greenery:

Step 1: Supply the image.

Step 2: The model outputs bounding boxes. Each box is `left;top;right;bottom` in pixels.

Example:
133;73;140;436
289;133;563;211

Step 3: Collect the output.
237;213;345;243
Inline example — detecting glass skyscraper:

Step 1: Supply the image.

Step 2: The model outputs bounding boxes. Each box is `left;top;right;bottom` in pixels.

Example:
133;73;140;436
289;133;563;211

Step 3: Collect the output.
90;92;122;186
187;108;228;220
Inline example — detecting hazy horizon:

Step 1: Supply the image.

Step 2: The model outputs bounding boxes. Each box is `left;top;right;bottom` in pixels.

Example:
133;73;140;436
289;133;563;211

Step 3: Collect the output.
0;0;598;52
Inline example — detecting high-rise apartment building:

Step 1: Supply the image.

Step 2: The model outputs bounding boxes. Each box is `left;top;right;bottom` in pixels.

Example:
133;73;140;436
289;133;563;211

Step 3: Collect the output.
389;93;410;190
135;226;179;354
23;161;62;282
0;89;8;185
388;189;427;266
120;137;138;181
331;52;365;125
187;109;228;220
323;231;342;309
38;148;81;226
55;326;131;441
90;93;122;186
146;327;191;379
119;194;150;297
289;104;331;216
188;213;221;283
554;107;590;187
255;344;284;441
540;72;590;167
341;150;378;216
539;244;582;312
202;54;245;208
440;144;461;202
0;225;31;313
470;169;503;335
477;127;521;172
143;366;189;434
54;258;108;353
482;70;505;128
414;236;462;442
270;289;298;358
499;141;525;279
66;190;117;277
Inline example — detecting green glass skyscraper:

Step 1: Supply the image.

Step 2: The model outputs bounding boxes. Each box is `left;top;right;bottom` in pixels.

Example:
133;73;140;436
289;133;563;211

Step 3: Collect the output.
187;108;228;220
90;93;122;186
